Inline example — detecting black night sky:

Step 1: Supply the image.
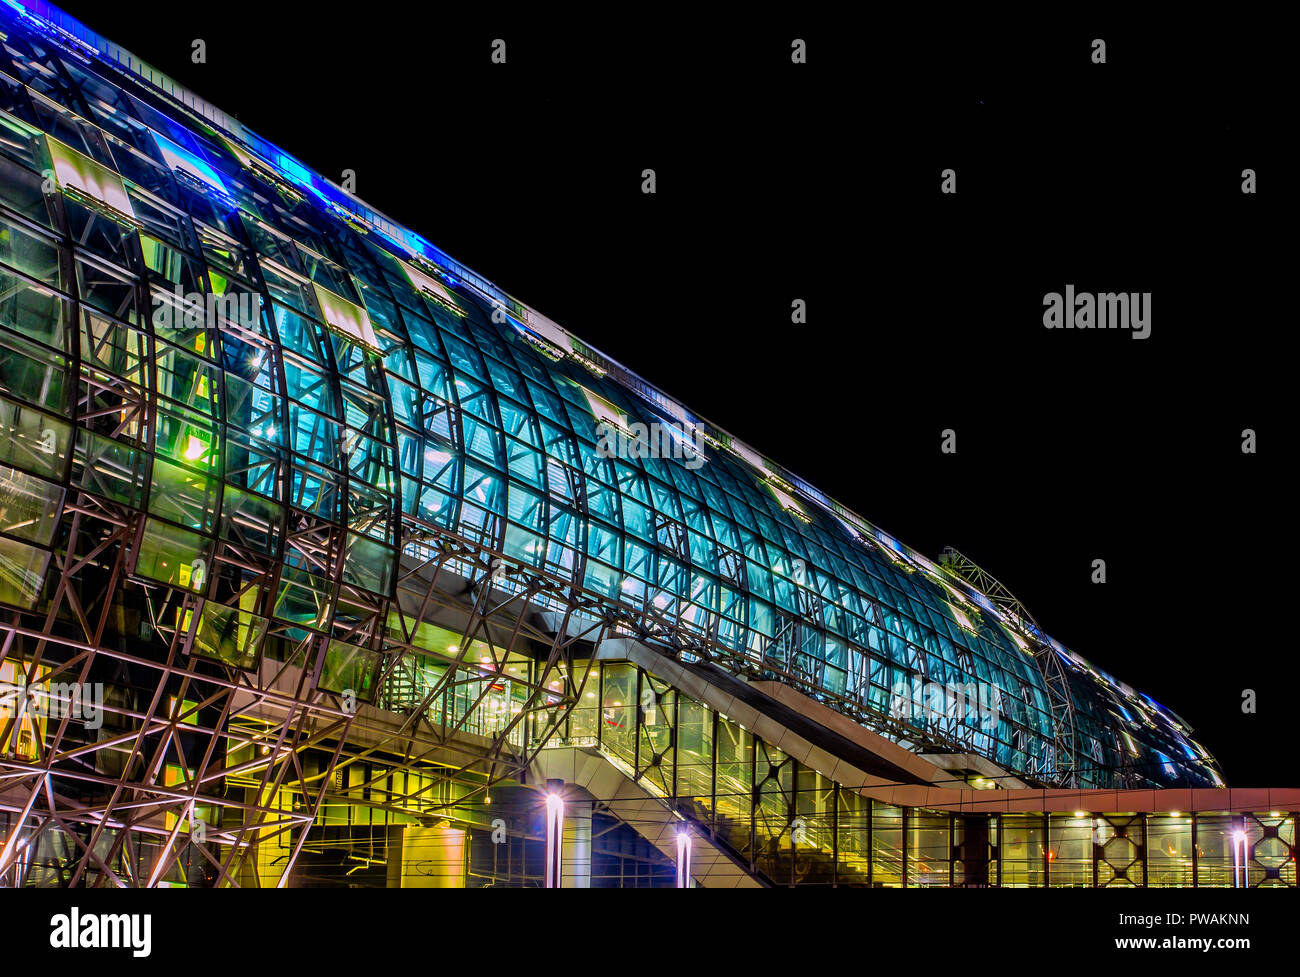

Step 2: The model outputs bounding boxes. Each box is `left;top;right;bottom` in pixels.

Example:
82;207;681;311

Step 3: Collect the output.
50;5;1289;786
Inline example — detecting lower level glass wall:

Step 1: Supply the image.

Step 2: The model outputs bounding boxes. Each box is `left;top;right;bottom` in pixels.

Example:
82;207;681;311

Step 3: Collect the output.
544;658;1297;888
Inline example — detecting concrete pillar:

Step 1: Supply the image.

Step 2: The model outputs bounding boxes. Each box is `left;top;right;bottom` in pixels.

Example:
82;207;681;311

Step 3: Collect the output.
389;825;466;888
562;799;592;888
959;816;989;887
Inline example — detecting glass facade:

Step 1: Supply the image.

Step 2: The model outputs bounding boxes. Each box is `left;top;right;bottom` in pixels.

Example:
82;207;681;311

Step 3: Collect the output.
0;4;1223;795
541;659;1295;887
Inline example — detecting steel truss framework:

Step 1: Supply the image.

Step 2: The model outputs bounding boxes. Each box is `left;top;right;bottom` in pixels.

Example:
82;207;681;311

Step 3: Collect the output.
937;547;1080;787
0;513;625;887
0;509;985;888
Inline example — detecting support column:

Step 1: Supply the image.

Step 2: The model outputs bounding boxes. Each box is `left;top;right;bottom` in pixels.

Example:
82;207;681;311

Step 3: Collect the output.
561;798;592;888
959;816;989;887
390;825;466;888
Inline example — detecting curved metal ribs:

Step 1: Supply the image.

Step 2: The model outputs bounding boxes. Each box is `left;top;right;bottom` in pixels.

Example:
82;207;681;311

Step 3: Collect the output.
937;546;1079;788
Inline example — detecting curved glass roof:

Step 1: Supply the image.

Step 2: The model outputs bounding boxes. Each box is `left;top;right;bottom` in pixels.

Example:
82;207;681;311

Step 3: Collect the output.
0;2;1221;789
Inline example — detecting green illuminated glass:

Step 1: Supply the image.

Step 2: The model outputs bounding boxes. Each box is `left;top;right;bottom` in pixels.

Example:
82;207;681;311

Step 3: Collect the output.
1;270;65;349
342;533;394;595
0;214;60;285
317;638;381;702
871;803;905;887
154;403;219;471
715;717;753;851
274;565;331;630
134;517;209;592
0;393;70;479
148;457;218;533
0;534;49;608
74;429;145;506
218;485;281;555
191;600;268;671
80;309;147;385
0;464;62;545
0;330;68;413
600;663;636;769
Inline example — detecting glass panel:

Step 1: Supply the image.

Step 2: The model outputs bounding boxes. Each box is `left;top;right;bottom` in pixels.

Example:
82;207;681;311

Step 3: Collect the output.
832;788;868;885
714;716;753;854
676;696;712;824
1246;815;1295;888
909;811;951;887
273;566;331;630
75;429;146;506
1096;815;1144;887
342;533;394;595
999;813;1045;888
154;403;219;471
1196;815;1238;888
1;270;65;349
225;431;281;500
0;394;70;478
871;802;905;887
0;154;50;224
80;309;147;384
134;517;209;592
218;485;281;555
753;740;793;880
191;600;268;671
636;673;674;796
565;659;598;744
148;456;218;532
599;662;635;769
155;341;219;415
792;765;835;885
1047;814;1092;887
0;213;60;284
0;465;61;545
46;134;134;217
0;330;68;413
0;534;49;608
1147;814;1195;888
317;638;381;702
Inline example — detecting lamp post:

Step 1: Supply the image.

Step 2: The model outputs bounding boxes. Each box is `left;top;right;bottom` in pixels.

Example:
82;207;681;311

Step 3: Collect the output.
544;782;564;889
676;828;692;888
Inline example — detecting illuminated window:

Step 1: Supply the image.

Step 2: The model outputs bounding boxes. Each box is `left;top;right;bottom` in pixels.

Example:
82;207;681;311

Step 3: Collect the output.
46;135;137;222
312;282;379;353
